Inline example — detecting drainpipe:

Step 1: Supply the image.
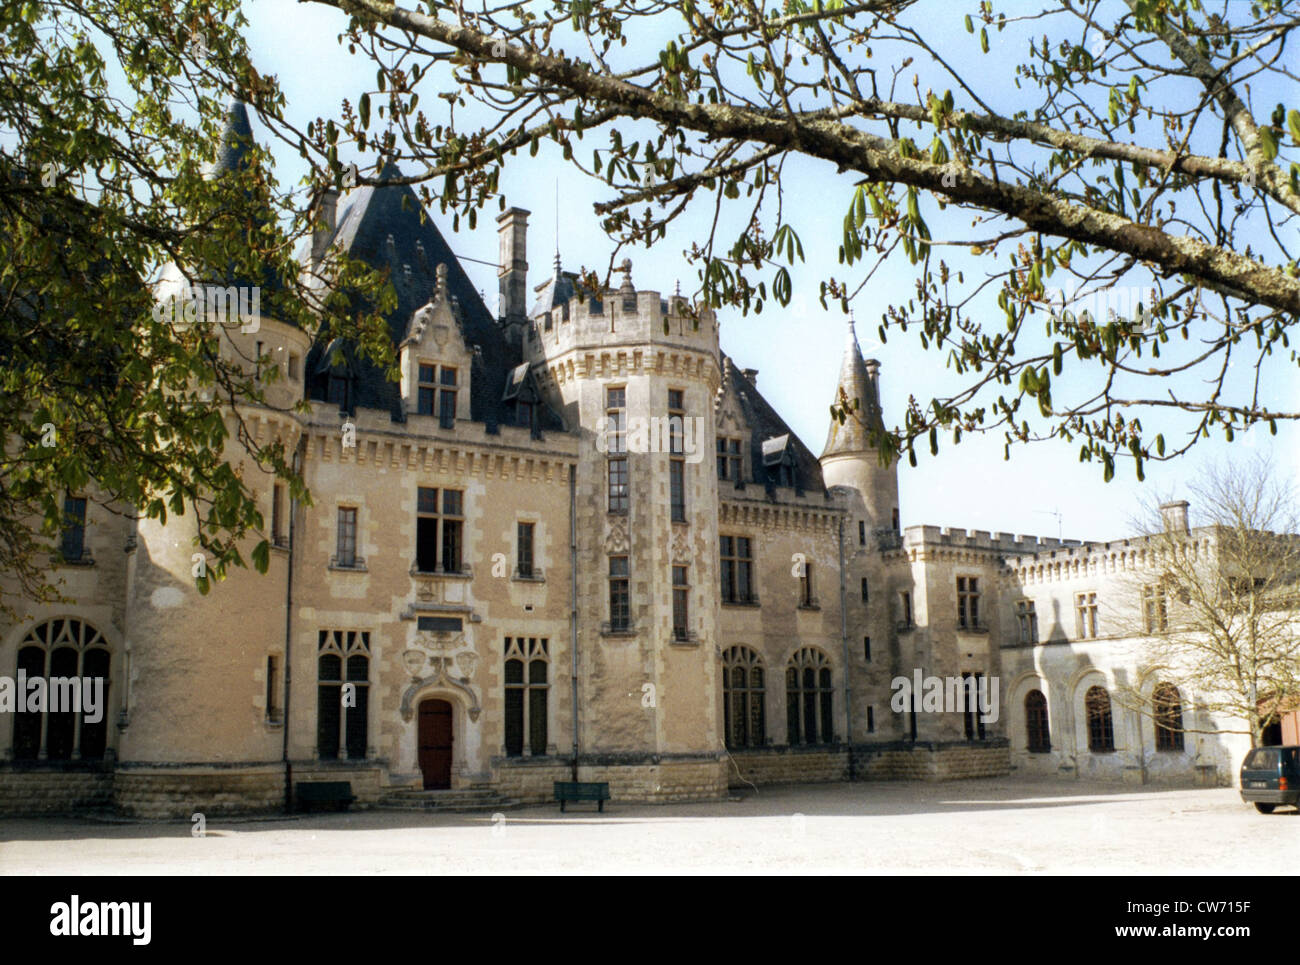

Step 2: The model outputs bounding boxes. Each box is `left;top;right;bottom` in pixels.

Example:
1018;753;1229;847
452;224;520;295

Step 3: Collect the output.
838;518;854;780
282;435;305;813
569;463;580;782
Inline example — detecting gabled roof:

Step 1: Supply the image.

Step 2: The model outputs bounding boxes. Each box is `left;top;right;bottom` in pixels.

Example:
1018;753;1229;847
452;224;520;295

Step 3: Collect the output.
717;353;827;496
302;162;561;431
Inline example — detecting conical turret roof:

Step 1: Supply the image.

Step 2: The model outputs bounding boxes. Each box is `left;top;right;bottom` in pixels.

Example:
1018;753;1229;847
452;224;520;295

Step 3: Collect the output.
821;316;884;457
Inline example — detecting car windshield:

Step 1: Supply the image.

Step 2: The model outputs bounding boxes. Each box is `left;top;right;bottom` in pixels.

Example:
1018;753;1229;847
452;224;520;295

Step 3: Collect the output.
1244;748;1280;769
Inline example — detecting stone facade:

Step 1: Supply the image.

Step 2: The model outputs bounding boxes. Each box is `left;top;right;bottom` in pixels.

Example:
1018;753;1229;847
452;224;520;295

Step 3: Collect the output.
1;104;1289;818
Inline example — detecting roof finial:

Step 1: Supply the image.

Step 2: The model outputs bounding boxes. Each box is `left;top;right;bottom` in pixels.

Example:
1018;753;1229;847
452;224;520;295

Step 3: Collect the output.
435;262;448;300
553;178;560;275
848;306;856;334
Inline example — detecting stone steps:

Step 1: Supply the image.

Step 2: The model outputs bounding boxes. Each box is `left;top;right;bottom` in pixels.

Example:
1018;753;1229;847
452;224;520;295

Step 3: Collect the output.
376;788;521;812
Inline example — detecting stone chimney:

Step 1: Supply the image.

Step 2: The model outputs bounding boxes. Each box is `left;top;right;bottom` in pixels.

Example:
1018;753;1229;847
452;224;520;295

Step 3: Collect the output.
1160;500;1190;535
497;207;530;326
312;186;339;264
864;358;883;410
742;368;759;386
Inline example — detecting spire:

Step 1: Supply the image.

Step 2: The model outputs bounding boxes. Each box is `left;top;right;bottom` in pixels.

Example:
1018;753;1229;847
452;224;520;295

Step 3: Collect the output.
821;312;884;457
208;100;255;178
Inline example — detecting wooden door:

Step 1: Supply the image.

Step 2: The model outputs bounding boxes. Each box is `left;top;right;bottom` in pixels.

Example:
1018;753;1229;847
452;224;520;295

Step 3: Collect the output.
418;699;453;789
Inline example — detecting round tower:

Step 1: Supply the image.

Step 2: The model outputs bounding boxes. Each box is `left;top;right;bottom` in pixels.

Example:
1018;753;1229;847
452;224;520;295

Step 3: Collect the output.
114;101;310;817
819;318;900;538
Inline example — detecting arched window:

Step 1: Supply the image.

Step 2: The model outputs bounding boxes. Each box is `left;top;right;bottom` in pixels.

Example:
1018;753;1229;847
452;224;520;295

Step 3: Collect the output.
1085;685;1115;752
1025;689;1050;753
722;646;765;749
11;619;110;761
317;630;370;759
1153;682;1184;751
504;636;549;756
786;648;834;745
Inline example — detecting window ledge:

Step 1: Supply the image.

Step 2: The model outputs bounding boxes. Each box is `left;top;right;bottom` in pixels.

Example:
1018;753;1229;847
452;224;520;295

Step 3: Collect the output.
671;630;699;646
896;621;916;633
721;598;761;608
512;568;544;583
797;600;821;611
329;559;368;572
410;564;474;579
600;622;637;638
956;622;989;633
52;555;95;567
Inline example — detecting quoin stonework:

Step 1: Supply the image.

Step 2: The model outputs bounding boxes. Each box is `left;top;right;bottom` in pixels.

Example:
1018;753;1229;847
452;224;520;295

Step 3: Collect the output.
3;102;1296;818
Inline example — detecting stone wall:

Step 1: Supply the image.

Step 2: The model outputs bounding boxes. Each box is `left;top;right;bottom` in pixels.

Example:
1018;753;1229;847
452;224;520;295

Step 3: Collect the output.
113;764;284;819
726;741;1011;788
0;764;114;816
496;754;728;804
727;747;849;787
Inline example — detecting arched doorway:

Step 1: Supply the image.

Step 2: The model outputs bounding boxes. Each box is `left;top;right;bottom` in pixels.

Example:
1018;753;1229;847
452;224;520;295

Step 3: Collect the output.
418;698;453;789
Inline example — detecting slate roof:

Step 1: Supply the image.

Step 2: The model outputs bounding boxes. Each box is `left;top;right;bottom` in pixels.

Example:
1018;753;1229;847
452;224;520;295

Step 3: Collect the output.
530;260;601;318
717;353;828;497
205;100;290;303
300;161;562;432
822;317;884;457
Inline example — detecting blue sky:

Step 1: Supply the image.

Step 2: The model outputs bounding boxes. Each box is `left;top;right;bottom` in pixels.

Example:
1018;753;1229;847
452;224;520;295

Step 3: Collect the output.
239;0;1300;540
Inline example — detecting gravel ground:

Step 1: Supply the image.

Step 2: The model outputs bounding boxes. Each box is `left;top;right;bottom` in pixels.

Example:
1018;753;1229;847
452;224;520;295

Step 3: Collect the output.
0;778;1294;874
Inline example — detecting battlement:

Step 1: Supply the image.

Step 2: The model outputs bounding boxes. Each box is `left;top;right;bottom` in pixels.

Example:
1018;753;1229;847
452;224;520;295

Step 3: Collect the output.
528;286;718;362
901;524;1083;554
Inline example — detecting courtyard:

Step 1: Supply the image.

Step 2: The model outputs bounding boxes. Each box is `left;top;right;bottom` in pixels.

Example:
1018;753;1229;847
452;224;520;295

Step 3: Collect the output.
0;778;1293;875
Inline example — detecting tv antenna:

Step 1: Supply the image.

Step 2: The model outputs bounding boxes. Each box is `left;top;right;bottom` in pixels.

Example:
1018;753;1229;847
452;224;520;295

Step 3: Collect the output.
1035;508;1063;540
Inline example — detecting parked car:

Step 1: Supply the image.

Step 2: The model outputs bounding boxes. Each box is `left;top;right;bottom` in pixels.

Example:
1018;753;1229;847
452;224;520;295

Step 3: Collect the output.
1239;745;1300;813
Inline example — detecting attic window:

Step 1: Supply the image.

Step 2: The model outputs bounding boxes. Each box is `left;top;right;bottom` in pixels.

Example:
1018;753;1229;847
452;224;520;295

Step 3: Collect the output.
502;363;529;402
762;434;796;488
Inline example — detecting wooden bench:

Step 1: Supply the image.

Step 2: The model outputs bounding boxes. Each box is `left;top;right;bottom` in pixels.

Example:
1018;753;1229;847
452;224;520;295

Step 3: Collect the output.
296;781;356;813
553;781;611;812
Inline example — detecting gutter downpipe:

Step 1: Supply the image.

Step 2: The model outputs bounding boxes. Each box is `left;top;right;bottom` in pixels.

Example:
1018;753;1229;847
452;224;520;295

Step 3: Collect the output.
838;518;855;780
282;436;305;814
570;463;580;782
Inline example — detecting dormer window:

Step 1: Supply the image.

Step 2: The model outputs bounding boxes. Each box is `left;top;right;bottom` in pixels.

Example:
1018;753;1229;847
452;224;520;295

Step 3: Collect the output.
417;362;458;427
762;434;797;489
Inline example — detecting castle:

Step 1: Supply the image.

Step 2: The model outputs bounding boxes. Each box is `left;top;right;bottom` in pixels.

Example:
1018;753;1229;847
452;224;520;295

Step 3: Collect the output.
0;104;1284;817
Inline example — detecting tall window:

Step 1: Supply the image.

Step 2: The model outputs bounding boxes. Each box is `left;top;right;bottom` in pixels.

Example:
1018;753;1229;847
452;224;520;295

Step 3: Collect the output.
1025;690;1051;752
957;576;980;629
722;646;765;748
504;636;549;756
606;386;628;514
12;619;110;761
415;488;464;573
719;535;755;604
962;672;986;740
335;507;358;567
516;522;535;578
799;561;816;607
786;648;834;745
1085;685;1115;752
1153;683;1184;751
863;635;871;661
669;459;686;523
417;363;437;415
861;577;869;603
60;495;87;562
266;656;282;723
1076;592;1099;639
858;520;866;545
900;590;913;627
608;556;630;631
1016;599;1038;644
271;484;286;547
672;565;689;640
438;366;458;428
317;630;370;759
1142;585;1168;633
716;437;742;481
